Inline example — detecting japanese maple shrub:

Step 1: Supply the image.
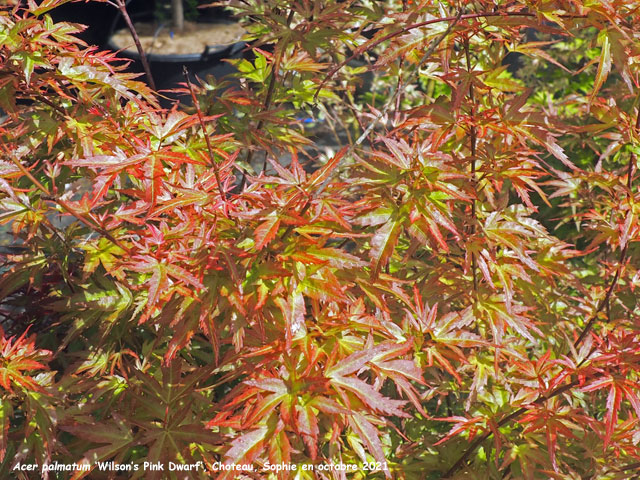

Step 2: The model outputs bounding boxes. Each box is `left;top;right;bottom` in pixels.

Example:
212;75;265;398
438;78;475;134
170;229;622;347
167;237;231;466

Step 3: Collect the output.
1;0;639;479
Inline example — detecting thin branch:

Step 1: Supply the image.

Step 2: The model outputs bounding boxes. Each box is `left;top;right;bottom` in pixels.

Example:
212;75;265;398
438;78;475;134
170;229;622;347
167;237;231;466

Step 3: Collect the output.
314;9;464;199
33;93;67;116
314;11;587;101
573;110;637;350
464;35;479;297
393;58;405;126
182;67;227;204
443;379;580;477
237;9;295;191
0;161;67;246
616;462;640;473
259;17;292;174
5;147;131;255
114;0;156;90
446;95;639;479
573;243;627;349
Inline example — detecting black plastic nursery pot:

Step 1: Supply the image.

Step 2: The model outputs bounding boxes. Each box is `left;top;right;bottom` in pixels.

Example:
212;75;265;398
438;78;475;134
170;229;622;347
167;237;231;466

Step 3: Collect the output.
109;34;245;92
107;12;246;101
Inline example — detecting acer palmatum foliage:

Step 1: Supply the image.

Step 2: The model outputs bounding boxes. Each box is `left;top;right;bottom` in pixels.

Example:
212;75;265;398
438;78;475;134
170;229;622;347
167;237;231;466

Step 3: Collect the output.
0;0;639;478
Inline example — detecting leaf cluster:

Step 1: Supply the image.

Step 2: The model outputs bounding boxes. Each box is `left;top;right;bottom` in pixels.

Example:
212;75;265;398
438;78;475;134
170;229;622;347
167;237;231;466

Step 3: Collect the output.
0;1;639;479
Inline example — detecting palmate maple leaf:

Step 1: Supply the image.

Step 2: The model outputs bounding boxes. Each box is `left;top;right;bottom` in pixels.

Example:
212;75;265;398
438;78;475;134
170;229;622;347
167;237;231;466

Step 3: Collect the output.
518;401;594;471
4;1;640;478
0;327;51;464
0;327;51;393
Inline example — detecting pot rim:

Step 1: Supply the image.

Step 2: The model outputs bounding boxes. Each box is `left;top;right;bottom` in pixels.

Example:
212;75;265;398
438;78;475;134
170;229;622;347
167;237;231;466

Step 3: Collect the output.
107;13;246;62
107;37;246;63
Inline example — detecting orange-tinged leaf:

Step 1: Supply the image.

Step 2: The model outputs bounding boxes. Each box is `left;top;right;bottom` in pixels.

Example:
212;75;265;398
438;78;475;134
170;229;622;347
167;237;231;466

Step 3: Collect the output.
513;126;576;170
0;327;50;392
308;396;349;415
349;414;390;478
434;416;484;446
254;213;281;250
29;0;73;15
245;377;287;394
296;405;319;459
308;145;349;190
301;247;366;269
607;29;634;91
164;314;199;363
268;430;292;470
275;290;307;348
604;383;623;448
514;42;572;73
0;402;10;462
130;257;169;323
370;211;405;279
145;152;165;206
220;427;269;476
243;391;289;428
283;51;328;72
326;343;391;378
226;95;257;105
591;30;612;103
331;375;408;417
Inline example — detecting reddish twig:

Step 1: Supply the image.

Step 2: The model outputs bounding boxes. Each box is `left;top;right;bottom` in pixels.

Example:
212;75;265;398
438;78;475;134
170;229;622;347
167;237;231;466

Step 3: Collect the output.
443;379;580;477
573;105;638;349
112;0;157;90
445;92;638;480
464;35;479;297
313;11;587;102
5;145;131;255
237;9;295;192
182;67;227;204
315;9;464;199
